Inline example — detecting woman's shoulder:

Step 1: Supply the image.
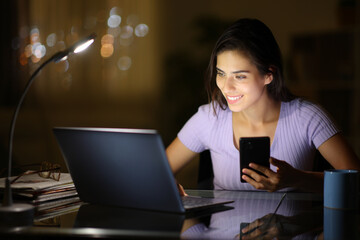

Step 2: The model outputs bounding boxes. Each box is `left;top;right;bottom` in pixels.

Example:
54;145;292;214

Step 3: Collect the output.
284;97;316;108
283;98;327;116
177;102;230;152
282;98;337;127
197;102;230;120
180;102;227;133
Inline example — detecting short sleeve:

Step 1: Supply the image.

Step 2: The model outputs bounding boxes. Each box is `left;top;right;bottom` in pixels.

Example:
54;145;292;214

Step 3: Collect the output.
297;100;340;149
177;104;213;153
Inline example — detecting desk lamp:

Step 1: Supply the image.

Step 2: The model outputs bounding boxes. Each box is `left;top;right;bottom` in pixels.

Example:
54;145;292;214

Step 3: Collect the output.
0;32;96;227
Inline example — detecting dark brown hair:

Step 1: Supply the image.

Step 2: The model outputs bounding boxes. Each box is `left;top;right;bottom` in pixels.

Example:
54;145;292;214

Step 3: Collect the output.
205;18;295;112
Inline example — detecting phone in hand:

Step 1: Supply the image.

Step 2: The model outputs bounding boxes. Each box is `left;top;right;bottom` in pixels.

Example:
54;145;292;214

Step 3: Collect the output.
240;137;270;183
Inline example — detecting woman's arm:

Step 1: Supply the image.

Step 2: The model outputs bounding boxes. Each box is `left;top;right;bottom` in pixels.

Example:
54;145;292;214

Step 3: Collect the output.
292;133;360;192
166;137;198;174
290;133;360;192
318;133;360;170
287;133;360;192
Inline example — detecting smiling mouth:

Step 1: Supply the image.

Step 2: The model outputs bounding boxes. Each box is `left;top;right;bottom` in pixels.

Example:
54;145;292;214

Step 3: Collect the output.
227;95;242;101
226;95;243;103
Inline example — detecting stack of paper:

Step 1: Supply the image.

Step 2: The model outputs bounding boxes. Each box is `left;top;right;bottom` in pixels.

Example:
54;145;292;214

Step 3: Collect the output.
0;173;82;221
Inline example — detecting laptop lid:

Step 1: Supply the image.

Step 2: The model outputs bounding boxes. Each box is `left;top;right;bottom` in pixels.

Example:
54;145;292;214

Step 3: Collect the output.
53;127;185;213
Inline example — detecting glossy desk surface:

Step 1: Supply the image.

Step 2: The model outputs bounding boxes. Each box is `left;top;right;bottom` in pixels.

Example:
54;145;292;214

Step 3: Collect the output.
1;189;359;239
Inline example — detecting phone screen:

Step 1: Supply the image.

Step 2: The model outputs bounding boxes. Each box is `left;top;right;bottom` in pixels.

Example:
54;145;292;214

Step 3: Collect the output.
240;137;270;183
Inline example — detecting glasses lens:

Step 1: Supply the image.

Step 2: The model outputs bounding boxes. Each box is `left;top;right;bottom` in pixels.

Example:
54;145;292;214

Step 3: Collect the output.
39;162;61;180
39;171;50;178
50;165;61;181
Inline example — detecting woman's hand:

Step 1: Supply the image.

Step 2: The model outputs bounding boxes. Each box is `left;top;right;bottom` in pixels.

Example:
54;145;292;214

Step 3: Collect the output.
239;213;285;240
239;207;324;239
177;183;188;196
241;158;300;192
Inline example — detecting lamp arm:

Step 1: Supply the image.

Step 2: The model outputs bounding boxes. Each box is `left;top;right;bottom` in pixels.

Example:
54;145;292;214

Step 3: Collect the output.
0;33;95;227
5;32;96;181
3;52;59;206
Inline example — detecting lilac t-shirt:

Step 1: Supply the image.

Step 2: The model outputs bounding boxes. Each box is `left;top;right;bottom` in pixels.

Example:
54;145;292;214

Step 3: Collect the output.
178;98;339;190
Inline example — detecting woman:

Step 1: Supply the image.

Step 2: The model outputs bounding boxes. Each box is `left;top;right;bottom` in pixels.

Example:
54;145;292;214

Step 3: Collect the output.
166;18;360;193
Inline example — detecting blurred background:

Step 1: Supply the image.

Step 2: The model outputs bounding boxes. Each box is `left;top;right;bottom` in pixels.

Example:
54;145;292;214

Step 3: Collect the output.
1;0;359;188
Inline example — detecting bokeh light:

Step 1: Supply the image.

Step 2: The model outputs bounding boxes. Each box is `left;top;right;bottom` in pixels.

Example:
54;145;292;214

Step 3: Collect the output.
101;34;114;45
31;54;41;63
46;33;57;47
117;56;132;71
135;24;149;37
15;6;150;70
33;43;46;58
24;44;33;58
109;6;122;16
107;15;121;28
30;27;40;44
100;44;114;58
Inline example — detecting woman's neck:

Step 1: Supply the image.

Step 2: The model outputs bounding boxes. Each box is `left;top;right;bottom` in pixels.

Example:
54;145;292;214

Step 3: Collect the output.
231;95;281;149
233;95;281;127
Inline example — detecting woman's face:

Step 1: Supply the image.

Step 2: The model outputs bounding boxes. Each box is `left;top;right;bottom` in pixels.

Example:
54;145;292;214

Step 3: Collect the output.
216;50;272;113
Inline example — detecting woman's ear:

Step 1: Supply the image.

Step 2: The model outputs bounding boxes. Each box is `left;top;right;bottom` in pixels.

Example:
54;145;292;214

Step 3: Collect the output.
264;67;275;85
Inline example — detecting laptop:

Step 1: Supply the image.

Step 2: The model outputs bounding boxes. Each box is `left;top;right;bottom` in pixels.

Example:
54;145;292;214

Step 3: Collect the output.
53;127;233;213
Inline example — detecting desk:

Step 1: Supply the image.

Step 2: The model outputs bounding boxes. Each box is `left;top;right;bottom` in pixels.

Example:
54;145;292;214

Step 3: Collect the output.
0;190;358;239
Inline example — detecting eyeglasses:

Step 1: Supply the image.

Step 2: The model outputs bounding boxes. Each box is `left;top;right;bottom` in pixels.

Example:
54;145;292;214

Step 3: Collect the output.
9;161;61;184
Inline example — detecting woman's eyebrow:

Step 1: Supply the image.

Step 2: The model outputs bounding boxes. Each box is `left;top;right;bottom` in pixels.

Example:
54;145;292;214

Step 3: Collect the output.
232;70;250;74
216;67;249;74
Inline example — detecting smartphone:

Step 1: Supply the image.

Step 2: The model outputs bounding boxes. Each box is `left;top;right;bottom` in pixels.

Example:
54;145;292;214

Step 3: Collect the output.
240;137;270;183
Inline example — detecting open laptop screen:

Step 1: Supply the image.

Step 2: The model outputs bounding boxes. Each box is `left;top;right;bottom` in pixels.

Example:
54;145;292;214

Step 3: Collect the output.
53;127;184;213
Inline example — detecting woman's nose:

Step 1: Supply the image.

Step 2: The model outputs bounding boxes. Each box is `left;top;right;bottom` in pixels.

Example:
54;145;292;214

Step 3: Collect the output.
222;76;236;91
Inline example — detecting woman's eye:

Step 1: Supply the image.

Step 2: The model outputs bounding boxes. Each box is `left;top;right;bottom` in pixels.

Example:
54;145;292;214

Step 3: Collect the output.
235;75;246;80
216;72;225;77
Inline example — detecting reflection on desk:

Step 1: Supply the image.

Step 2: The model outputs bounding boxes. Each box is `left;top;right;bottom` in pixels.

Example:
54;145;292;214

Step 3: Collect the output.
75;204;184;231
183;190;324;239
0;190;359;239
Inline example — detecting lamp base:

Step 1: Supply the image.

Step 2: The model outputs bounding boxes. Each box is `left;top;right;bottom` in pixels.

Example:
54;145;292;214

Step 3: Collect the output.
0;203;34;227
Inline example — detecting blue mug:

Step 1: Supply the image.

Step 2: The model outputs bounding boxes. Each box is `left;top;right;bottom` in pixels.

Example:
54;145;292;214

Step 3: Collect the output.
324;169;359;210
323;207;359;240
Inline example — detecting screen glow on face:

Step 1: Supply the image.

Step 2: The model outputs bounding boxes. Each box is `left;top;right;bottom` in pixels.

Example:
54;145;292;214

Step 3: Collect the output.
216;50;271;113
